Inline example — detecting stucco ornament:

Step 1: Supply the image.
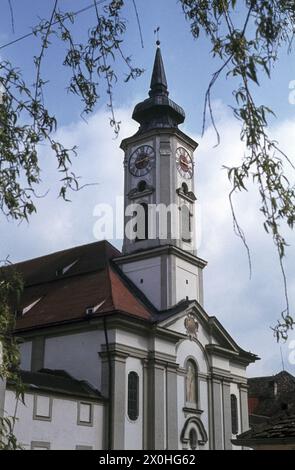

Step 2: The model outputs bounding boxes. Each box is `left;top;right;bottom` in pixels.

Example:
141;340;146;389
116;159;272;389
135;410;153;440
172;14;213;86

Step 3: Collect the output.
184;314;199;340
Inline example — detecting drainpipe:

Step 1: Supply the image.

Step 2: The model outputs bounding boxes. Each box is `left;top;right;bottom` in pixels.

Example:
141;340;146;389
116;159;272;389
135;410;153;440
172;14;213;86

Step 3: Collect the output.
103;317;113;450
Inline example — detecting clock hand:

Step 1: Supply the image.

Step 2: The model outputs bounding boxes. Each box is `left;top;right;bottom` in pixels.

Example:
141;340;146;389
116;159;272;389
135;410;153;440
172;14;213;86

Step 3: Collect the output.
180;159;189;167
136;157;149;165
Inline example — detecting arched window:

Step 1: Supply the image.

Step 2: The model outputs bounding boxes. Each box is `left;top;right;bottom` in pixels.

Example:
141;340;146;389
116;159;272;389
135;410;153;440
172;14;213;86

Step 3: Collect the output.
128;372;139;421
138;180;147;192
231;394;238;435
186;360;198;405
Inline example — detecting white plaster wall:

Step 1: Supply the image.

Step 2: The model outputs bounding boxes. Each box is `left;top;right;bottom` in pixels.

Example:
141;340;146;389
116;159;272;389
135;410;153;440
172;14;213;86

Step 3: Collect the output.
19;341;32;371
124;357;143;450
115;329;148;352
230;362;247;379
153;337;176;357
211;355;230;371
4;390;104;450
175;259;199;303
121;257;161;309
44;330;106;389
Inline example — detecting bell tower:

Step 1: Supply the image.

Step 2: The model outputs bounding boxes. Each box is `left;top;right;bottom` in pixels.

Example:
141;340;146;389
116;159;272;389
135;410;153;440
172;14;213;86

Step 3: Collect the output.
115;43;207;310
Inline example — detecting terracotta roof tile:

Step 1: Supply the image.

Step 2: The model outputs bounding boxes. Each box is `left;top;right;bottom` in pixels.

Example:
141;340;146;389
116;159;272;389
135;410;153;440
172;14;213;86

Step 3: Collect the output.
14;241;153;331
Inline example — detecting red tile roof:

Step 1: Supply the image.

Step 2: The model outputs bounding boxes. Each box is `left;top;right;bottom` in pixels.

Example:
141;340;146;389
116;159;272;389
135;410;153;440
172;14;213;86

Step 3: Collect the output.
14;241;153;331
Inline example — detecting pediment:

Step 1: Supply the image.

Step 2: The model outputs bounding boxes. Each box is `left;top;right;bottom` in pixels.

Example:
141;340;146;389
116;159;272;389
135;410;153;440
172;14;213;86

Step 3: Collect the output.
158;301;243;356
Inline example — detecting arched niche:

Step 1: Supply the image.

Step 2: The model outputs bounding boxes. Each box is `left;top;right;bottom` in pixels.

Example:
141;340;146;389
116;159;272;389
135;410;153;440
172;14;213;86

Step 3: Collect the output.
180;416;208;450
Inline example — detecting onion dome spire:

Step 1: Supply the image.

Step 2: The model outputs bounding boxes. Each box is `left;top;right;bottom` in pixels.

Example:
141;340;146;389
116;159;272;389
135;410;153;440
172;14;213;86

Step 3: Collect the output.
132;42;185;134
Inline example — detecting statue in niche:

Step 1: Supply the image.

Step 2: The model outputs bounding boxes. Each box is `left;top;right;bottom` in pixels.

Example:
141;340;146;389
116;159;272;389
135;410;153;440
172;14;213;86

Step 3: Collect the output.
186;360;197;404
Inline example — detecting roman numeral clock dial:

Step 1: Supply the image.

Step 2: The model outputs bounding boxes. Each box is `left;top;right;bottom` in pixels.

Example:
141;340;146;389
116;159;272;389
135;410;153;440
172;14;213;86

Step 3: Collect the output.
176;147;193;179
128;145;155;177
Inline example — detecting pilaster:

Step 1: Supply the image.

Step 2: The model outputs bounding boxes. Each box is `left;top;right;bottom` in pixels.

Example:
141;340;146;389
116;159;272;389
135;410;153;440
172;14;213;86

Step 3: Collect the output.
166;364;178;450
222;380;232;450
239;384;249;433
100;348;128;450
212;378;223;449
147;357;165;450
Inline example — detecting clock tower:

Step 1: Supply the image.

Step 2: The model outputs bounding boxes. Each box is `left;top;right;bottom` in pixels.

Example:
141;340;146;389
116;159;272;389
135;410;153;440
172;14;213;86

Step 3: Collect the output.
115;43;207;310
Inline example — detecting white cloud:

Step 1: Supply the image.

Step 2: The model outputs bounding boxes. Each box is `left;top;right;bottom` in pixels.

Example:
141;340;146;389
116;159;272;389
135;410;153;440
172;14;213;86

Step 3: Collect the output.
190;105;295;376
0;106;137;261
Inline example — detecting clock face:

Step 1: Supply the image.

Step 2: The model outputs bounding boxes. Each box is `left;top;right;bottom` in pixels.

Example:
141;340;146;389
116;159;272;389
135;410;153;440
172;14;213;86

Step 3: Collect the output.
129;145;155;177
176;147;193;179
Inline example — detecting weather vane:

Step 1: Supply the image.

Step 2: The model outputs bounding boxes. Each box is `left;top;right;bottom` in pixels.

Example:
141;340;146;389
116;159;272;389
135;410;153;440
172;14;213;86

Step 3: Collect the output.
154;26;160;46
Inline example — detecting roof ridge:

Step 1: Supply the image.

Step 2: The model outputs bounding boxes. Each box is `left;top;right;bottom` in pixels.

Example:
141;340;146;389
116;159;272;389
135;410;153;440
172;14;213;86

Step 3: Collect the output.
12;239;121;268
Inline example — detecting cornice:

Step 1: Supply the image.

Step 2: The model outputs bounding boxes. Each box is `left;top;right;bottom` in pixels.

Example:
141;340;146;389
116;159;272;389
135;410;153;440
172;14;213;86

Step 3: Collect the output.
120;127;198;152
115;244;207;269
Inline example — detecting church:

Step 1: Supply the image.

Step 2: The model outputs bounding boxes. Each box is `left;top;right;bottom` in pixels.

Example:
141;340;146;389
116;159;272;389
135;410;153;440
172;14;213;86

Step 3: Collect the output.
0;45;258;450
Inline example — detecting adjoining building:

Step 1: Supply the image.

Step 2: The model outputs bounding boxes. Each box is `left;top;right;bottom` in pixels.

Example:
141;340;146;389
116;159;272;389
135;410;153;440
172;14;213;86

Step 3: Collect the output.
232;371;295;450
232;414;295;450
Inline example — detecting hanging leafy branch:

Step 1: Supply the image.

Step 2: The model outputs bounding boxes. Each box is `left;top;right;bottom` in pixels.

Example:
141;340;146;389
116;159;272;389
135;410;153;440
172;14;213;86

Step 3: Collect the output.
0;0;144;220
0;260;25;449
0;0;143;447
180;0;295;340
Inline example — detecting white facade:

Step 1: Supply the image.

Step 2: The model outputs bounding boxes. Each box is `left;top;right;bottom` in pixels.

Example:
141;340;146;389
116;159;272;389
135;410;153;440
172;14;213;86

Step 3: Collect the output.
2;302;253;450
4;390;104;450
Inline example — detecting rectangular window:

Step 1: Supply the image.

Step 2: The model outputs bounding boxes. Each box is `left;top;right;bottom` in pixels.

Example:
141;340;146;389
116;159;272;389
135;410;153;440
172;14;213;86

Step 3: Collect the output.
33;395;52;421
77;402;93;426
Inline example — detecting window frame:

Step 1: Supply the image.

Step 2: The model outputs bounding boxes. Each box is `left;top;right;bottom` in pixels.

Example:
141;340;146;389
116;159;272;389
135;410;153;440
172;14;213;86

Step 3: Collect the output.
31;441;51;450
230;394;239;435
77;401;94;427
127;371;139;422
33;394;53;422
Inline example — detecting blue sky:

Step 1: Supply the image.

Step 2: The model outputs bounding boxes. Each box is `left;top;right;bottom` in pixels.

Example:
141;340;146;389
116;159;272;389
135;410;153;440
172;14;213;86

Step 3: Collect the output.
1;0;295;377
